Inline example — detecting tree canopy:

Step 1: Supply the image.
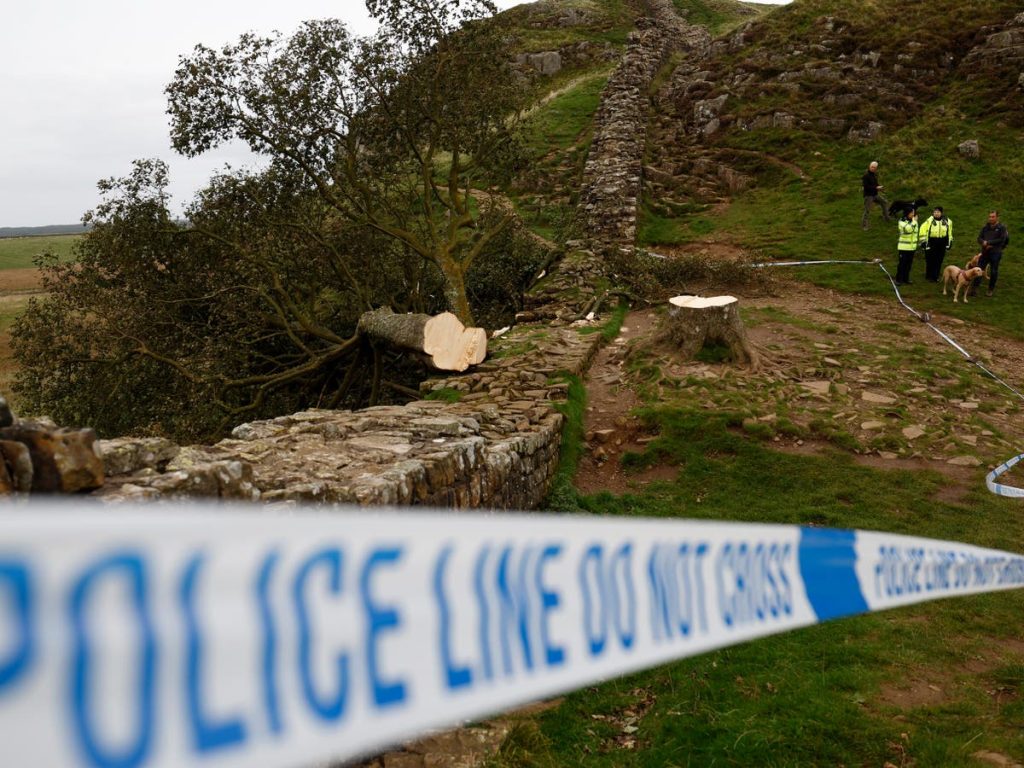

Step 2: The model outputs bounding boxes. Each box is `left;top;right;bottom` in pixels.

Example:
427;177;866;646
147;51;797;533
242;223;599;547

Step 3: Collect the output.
12;0;545;441
167;0;524;323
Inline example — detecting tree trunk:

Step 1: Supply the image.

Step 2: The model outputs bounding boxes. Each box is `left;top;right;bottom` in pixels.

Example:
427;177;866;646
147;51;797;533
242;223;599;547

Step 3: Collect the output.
660;295;759;368
357;307;487;372
440;264;474;326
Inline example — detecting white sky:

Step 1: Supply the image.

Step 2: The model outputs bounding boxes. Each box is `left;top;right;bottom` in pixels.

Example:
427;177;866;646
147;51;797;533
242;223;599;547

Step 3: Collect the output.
0;0;786;228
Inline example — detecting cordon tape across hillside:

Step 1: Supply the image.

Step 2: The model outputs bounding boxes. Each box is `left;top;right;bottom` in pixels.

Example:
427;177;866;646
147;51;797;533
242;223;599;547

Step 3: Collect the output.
2;504;1024;767
752;256;1024;497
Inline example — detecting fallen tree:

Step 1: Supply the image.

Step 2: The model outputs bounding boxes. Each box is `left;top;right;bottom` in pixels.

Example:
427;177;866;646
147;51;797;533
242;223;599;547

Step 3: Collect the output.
357;307;487;372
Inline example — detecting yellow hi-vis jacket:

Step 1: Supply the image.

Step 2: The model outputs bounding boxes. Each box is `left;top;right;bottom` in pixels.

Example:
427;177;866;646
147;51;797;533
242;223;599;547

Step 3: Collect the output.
898;218;919;251
919;215;953;246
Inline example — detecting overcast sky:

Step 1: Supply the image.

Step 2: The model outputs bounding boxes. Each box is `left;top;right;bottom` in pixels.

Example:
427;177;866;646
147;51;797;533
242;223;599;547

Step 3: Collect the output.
0;0;785;228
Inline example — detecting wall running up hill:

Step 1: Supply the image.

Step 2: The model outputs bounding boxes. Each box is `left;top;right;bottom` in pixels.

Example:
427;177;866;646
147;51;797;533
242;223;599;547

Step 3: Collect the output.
77;2;702;509
577;0;710;252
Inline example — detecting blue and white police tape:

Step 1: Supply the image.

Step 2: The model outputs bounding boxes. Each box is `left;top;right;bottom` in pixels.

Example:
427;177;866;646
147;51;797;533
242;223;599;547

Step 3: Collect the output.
988;454;1024;498
3;504;1024;768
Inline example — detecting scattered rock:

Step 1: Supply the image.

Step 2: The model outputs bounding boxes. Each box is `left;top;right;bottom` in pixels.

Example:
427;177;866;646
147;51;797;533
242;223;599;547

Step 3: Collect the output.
861;421;886;431
862;391;898;405
800;380;831;395
958;139;980;159
947;455;983;467
902;426;926;440
0;441;33;492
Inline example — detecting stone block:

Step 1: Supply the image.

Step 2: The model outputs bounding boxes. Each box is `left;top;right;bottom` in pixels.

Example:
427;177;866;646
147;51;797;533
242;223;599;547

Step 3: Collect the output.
0;422;104;493
0;440;33;492
957;139;980;159
98;437;180;476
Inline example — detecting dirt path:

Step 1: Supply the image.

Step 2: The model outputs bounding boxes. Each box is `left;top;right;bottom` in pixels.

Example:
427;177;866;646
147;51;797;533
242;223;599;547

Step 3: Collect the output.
576;271;1024;500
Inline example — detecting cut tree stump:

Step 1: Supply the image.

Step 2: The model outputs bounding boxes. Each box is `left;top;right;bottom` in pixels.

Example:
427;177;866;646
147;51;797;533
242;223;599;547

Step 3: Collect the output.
660;295;759;368
357;307;487;372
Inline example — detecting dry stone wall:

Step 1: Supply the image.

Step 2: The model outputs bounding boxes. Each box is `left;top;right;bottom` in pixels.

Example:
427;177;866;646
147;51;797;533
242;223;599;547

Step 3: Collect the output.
577;0;710;253
10;3;689;511
92;322;602;508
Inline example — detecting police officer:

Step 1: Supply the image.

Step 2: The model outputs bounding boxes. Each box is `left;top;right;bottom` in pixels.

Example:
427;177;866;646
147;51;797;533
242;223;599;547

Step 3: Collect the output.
895;207;918;285
919;206;953;282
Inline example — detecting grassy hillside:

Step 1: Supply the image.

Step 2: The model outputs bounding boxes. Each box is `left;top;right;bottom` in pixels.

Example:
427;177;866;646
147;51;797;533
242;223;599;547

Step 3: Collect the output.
641;0;1024;336
671;0;765;34
485;3;1024;767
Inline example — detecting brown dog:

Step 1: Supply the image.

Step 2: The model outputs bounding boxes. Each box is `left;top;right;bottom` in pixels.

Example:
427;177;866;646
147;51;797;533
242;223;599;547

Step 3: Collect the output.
966;252;992;280
943;265;984;303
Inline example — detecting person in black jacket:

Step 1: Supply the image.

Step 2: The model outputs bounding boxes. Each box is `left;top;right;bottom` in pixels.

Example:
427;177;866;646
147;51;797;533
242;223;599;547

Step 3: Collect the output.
973;210;1010;297
861;161;890;230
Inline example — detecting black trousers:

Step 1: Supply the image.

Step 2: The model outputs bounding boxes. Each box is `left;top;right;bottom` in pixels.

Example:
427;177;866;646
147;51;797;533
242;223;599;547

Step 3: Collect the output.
924;239;948;281
896;249;915;283
973;251;1002;292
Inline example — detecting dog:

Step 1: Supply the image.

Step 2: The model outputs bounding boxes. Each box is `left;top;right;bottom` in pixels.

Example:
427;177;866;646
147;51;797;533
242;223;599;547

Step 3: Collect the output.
966;252;992;280
888;197;929;218
942;264;984;303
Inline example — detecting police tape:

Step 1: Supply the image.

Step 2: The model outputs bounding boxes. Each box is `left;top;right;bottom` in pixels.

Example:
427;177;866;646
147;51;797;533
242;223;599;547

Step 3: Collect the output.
3;504;1024;768
987;454;1024;498
751;256;1024;497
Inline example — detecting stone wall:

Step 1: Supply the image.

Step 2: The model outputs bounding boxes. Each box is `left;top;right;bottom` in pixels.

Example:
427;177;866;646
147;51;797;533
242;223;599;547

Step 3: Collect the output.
94;323;602;507
11;3;686;511
576;0;710;252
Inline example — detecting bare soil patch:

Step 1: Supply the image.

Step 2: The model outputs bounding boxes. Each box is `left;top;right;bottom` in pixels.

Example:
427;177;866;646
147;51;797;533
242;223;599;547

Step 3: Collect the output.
878;673;950;709
576;309;661;495
0;267;43;293
575;274;1024;498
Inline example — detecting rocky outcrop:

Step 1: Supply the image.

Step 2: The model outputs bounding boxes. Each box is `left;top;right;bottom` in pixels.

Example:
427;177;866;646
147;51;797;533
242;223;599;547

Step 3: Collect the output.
516;50;563;76
961;12;1024;79
577;0;710;253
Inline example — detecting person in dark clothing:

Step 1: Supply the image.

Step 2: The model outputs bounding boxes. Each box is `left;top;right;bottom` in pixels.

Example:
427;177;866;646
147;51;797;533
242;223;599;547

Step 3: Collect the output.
973;210;1010;297
861;161;890;230
895;208;918;285
919;206;953;282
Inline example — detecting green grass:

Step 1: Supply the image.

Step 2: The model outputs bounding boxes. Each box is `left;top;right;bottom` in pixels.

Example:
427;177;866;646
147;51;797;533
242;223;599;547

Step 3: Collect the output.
0;298;30;334
544;374;587;513
672;0;770;35
0;235;79;270
424;387;463;403
521;72;610;159
504;0;633;53
649;108;1024;339
504;410;1024;765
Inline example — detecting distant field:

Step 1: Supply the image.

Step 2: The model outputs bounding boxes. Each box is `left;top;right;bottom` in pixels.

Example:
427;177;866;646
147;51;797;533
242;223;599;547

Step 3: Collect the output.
0;234;79;270
0;294;32;401
0;235;69;402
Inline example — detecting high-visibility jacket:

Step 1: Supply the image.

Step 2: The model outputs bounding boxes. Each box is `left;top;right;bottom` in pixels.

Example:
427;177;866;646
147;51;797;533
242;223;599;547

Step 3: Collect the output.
919;215;953;246
898;218;919;251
